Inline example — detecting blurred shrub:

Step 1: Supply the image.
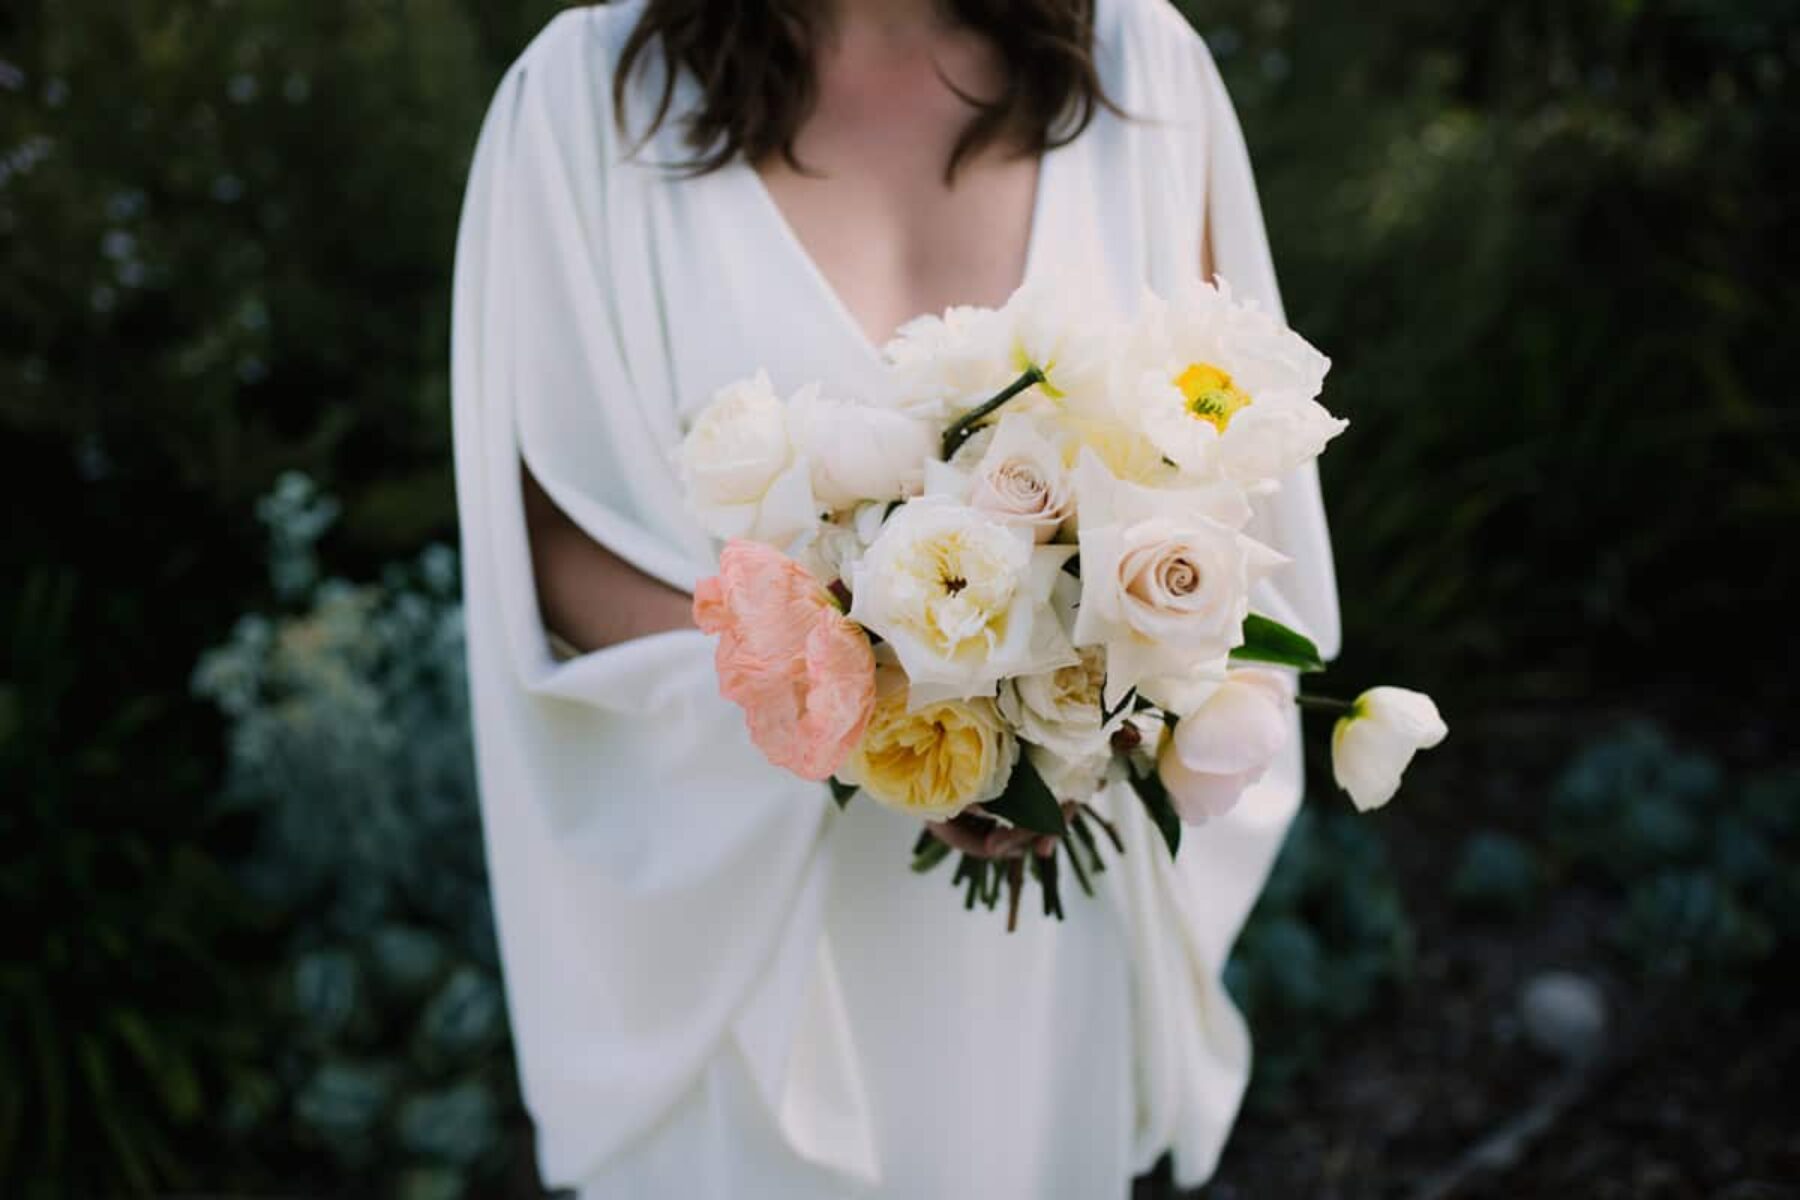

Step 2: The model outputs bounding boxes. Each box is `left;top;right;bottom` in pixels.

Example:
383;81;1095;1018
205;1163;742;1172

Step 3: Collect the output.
191;474;515;1193
1548;722;1796;1010
1450;830;1545;919
1185;0;1800;718
1227;806;1414;1108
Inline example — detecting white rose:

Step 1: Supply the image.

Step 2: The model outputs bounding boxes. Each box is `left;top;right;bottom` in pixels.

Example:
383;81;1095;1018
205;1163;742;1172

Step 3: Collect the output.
1332;686;1448;811
848;497;1076;704
926;413;1075;543
1070;449;1285;707
676;371;817;547
966;414;1076;542
999;646;1120;765
1156;668;1294;823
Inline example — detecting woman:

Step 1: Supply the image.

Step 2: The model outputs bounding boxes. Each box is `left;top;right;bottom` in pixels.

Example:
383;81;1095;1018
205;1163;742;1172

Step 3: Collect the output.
449;0;1341;1196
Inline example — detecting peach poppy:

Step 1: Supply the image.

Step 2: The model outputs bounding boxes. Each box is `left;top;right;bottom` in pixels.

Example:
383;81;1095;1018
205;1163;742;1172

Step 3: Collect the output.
693;540;877;781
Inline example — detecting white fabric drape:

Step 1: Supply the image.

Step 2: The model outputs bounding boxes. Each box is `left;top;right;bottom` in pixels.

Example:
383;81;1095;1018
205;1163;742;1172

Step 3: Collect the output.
448;1;1339;1195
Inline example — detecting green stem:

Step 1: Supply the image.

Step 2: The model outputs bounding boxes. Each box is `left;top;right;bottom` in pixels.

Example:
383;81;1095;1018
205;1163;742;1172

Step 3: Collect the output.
939;365;1046;460
1296;693;1356;715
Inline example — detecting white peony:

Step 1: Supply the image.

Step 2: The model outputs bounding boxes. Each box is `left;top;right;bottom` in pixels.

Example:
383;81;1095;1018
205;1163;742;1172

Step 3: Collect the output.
787;390;937;511
676;370;818;548
880;305;1013;421
995;275;1116;414
1332;687;1448;811
848;497;1076;705
1129;277;1345;489
1069;449;1286;707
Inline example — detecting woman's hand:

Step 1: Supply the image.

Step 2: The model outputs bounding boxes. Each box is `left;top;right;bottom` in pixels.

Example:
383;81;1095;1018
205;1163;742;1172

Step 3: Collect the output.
926;805;1068;860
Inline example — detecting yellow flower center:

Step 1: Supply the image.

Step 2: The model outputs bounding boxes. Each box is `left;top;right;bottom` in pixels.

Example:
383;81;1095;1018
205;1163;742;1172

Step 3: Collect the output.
1175;362;1251;432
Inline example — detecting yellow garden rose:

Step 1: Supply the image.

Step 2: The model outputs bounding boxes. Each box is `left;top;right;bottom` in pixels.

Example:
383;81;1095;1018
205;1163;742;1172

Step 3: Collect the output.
840;674;1018;820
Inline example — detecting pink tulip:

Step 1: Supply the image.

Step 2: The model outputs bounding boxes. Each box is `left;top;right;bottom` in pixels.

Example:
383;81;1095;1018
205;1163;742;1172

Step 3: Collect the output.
693;540;877;781
1156;668;1294;823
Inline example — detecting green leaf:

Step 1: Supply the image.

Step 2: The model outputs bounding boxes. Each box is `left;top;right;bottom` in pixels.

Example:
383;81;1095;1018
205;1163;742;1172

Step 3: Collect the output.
1231;613;1325;673
911;837;953;874
983;753;1067;836
1127;765;1182;858
827;778;857;809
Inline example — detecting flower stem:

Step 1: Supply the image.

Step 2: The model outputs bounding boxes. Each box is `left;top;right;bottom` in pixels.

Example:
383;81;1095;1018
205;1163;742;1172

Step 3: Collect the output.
1296;693;1355;715
939;365;1046;460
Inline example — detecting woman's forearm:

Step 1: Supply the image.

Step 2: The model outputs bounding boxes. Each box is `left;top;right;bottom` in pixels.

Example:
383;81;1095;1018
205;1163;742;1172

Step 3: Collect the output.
521;459;696;653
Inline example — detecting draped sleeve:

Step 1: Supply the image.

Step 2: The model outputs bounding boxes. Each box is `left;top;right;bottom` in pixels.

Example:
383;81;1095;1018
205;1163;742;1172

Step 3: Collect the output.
1091;1;1344;1188
448;7;876;1189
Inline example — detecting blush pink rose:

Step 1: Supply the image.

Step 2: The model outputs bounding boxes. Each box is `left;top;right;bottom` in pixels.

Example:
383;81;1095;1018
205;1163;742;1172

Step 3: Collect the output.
693;539;877;781
1156;668;1294;823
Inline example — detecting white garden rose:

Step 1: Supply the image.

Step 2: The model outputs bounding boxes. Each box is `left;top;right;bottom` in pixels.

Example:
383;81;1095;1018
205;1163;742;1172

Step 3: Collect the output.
841;664;1019;819
676;370;817;547
1070;449;1285;707
1332;686;1448;811
1130;278;1345;488
798;502;885;585
788;390;937;511
848;497;1076;704
999;646;1120;765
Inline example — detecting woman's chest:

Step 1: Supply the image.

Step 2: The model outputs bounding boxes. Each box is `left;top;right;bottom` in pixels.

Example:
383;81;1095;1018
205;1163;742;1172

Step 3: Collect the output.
627;118;1135;426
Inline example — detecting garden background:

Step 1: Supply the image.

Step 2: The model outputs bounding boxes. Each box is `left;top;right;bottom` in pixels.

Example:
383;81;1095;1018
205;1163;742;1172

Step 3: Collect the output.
3;0;1796;1196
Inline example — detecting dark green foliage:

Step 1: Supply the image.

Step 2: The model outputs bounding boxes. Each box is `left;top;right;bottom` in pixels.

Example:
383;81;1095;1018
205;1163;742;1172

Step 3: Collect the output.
1226;807;1415;1108
0;569;267;1197
1451;830;1545;918
1182;0;1800;717
3;3;567;1189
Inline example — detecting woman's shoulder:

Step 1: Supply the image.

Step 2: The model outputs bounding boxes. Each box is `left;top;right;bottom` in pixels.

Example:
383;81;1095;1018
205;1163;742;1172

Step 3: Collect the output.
1091;0;1220;109
484;2;669;160
509;2;640;84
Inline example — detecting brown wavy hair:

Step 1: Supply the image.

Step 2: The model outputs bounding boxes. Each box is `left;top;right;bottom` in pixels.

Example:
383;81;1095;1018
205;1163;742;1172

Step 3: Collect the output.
611;0;1118;181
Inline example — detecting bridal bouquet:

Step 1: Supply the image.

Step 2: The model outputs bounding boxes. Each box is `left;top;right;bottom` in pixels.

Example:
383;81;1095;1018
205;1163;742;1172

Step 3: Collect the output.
680;277;1446;928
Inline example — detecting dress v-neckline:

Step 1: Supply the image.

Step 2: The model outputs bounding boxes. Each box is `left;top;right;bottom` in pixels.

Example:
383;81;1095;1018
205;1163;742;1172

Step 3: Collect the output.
737;146;1059;366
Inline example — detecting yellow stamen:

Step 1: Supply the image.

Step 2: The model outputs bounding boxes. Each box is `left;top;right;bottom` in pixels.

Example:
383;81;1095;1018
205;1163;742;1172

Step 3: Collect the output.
1175;362;1251;432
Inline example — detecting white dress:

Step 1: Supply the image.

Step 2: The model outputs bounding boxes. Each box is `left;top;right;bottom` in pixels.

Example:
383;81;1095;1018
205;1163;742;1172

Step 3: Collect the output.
448;1;1342;1196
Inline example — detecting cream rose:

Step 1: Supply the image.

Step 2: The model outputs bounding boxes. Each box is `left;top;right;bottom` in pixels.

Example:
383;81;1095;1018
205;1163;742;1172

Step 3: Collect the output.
839;669;1018;819
848;497;1076;704
676;371;817;547
965;414;1075;542
1070;449;1285;707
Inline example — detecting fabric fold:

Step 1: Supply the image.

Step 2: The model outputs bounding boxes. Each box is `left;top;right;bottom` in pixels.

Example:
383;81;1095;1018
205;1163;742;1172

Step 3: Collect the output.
1102;6;1344;1188
449;9;876;1189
